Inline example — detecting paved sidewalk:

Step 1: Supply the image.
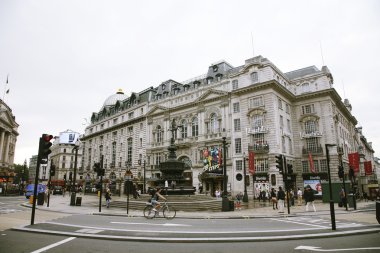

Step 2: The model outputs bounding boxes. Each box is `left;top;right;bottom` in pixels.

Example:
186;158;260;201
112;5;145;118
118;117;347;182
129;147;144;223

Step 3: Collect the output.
26;194;379;224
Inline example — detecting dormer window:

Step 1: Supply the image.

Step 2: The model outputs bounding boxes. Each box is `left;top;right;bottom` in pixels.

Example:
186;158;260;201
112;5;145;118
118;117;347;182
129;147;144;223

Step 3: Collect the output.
162;84;166;90
207;77;213;84
193;81;201;89
232;80;238;90
302;82;310;93
216;74;222;82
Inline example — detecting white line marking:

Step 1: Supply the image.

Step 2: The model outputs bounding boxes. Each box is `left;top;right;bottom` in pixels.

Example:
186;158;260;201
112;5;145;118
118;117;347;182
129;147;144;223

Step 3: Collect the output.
295;245;380;252
271;218;329;228
30;237;76;253
76;228;104;234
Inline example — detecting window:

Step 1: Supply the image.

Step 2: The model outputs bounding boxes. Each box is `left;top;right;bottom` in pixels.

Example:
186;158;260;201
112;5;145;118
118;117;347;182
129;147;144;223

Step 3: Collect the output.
236;160;243;171
207;77;213;84
233;102;240;113
254;158;269;172
128;112;134;119
111;142;116;167
128;126;133;133
140;138;142;147
210;113;219;133
234;119;241;132
280;115;284;128
319;159;327;172
180;119;188;139
278;98;282;109
127;137;133;163
287;119;291;132
113;118;118;125
155;125;163;143
251;133;265;145
249;96;263;108
289;139;293;155
232;80;238;90
302;104;315;114
306;137;319;152
305;120;317;134
192;117;199;137
235;138;242;154
250;72;258;83
252;114;264;129
285;103;290;114
216;74;222;82
282;136;286;153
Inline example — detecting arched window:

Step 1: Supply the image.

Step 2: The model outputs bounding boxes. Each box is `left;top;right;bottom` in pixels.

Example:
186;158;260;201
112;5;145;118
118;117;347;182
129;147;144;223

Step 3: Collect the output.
155;125;163;143
250;72;258;83
192;117;199;137
252;114;264;129
305;120;317;134
210;113;219;133
180;119;188;139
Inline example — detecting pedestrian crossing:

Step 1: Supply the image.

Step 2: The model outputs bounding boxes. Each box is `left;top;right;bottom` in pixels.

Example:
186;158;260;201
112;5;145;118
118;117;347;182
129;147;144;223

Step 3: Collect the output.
0;200;25;214
273;216;364;229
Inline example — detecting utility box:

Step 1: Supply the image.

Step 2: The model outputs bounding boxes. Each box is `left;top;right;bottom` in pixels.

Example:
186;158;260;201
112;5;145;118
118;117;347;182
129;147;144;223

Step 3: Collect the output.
321;182;351;203
76;197;82;206
37;192;45;205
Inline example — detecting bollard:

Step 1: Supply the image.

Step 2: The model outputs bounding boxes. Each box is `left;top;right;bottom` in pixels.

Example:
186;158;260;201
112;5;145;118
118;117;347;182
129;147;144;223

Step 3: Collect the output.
376;200;380;224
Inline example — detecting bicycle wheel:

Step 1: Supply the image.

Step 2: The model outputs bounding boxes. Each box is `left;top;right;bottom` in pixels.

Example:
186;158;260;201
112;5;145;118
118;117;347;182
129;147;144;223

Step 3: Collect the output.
144;205;156;219
163;205;176;219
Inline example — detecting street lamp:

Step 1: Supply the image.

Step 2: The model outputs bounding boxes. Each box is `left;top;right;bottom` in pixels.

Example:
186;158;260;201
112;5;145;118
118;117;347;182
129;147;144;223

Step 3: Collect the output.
326;144;337;230
143;159;146;194
222;137;230;212
243;153;248;203
70;140;80;206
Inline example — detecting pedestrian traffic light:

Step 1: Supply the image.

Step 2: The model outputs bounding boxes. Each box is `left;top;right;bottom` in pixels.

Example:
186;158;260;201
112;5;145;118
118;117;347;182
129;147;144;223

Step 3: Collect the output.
69;171;73;181
338;165;344;179
50;164;56;176
38;134;53;164
93;162;100;173
287;164;293;175
275;154;284;174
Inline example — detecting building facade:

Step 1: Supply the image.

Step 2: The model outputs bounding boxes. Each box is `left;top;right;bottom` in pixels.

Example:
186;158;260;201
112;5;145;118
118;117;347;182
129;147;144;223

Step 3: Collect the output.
0;99;19;187
81;55;377;197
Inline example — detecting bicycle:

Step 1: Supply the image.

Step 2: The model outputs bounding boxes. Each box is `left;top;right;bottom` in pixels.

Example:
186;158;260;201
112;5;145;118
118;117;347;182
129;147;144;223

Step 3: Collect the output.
143;200;176;219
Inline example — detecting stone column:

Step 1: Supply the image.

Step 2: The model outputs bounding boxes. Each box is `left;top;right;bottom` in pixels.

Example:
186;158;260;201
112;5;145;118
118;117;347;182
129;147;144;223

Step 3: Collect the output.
0;130;4;162
4;133;10;163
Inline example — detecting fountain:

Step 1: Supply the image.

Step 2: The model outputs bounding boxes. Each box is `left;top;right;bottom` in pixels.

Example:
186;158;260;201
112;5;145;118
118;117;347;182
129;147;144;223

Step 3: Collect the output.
157;119;196;195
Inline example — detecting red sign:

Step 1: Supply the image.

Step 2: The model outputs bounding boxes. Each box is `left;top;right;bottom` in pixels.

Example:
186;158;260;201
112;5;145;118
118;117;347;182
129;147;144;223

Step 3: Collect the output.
348;152;360;174
364;161;372;176
308;152;315;173
249;151;255;175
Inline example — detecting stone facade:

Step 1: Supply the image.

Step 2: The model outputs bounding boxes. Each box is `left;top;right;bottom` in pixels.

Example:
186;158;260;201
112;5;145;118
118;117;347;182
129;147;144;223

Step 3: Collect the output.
81;55;376;197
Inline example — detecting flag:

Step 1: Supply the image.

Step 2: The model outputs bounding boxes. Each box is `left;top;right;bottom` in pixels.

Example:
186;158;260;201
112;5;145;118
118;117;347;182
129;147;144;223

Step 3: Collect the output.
364;161;372;176
5;89;9;94
6;75;8;84
348;152;360;174
249;151;255;175
308;152;315;173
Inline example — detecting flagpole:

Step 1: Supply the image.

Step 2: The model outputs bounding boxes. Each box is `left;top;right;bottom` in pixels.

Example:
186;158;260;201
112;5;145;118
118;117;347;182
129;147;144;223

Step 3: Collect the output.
3;74;9;101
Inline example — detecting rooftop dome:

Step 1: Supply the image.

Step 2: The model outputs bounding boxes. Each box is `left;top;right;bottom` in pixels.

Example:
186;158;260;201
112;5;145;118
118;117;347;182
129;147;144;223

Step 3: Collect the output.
102;89;128;108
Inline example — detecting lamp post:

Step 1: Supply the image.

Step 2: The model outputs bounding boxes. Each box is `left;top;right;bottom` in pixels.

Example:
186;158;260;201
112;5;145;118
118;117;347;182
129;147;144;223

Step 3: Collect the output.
326;144;337;230
338;148;348;211
243;153;248;203
143;159;146;194
70;141;80;206
222;137;230;211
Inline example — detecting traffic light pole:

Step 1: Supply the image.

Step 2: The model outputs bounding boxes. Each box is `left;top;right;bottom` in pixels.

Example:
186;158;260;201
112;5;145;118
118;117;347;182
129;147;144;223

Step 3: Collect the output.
30;157;40;225
47;168;52;208
284;157;290;215
98;155;104;213
70;145;79;206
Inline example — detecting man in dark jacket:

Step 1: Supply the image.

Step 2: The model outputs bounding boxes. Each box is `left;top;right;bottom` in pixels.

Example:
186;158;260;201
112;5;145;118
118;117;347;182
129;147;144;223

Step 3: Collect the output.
304;186;316;212
277;186;286;213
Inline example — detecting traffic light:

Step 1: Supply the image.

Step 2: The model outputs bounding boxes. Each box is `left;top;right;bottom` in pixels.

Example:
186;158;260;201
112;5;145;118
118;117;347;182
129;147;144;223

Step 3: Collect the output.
349;167;355;180
338;165;344;179
275;154;284;174
50;164;56;176
93;162;100;174
69;171;73;181
287;164;293;175
38;134;53;164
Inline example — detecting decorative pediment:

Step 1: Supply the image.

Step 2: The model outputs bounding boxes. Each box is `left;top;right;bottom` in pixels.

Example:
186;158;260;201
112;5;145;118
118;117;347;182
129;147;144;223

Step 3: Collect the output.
146;105;168;116
194;89;228;103
299;114;320;123
247;108;267;117
0;109;18;129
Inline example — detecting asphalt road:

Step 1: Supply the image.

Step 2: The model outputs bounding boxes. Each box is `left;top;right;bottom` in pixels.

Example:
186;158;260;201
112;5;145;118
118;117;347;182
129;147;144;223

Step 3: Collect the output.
1;230;380;253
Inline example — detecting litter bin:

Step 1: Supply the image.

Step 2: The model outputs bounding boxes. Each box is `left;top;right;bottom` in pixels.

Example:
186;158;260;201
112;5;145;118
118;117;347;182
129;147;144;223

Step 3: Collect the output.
37;192;45;205
376;200;380;224
76;197;82;206
347;194;354;208
29;195;34;204
229;200;235;211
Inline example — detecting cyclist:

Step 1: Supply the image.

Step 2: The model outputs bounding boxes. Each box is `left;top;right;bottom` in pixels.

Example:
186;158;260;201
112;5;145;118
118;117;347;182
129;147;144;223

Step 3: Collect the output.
151;187;166;212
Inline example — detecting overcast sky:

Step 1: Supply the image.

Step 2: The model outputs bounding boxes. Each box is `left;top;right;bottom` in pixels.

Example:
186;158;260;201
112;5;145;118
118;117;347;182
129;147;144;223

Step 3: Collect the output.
0;0;379;165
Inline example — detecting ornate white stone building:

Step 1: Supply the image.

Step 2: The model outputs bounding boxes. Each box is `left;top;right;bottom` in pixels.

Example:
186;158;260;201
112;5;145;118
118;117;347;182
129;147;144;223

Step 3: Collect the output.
0;99;19;183
81;55;377;197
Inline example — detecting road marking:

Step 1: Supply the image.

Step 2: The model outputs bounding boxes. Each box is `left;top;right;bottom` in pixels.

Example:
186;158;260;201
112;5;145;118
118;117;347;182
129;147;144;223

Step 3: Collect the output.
271;218;329;228
76;228;104;234
111;222;192;227
30;237;76;253
295;245;380;251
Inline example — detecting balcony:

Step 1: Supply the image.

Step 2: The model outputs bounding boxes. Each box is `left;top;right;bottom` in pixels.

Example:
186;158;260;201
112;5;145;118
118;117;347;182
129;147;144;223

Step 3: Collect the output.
246;126;269;135
249;142;269;154
300;131;323;139
302;145;323;155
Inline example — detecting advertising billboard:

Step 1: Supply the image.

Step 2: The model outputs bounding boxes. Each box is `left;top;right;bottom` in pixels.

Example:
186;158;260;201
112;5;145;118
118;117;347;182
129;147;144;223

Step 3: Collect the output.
59;131;80;145
304;179;322;196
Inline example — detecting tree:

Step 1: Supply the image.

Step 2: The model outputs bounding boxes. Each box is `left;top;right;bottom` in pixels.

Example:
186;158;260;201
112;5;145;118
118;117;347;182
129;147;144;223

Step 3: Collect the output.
13;163;29;184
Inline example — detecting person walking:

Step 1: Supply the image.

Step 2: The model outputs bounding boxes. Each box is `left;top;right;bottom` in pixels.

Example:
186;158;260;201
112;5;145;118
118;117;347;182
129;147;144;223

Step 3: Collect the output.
270;188;278;210
277;186;286;213
304;186;316;212
105;189;112;208
297;187;303;206
339;187;347;208
235;192;243;210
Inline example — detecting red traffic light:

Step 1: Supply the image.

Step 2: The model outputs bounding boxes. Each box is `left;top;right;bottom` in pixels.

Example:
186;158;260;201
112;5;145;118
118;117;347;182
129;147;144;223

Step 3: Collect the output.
42;134;54;142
